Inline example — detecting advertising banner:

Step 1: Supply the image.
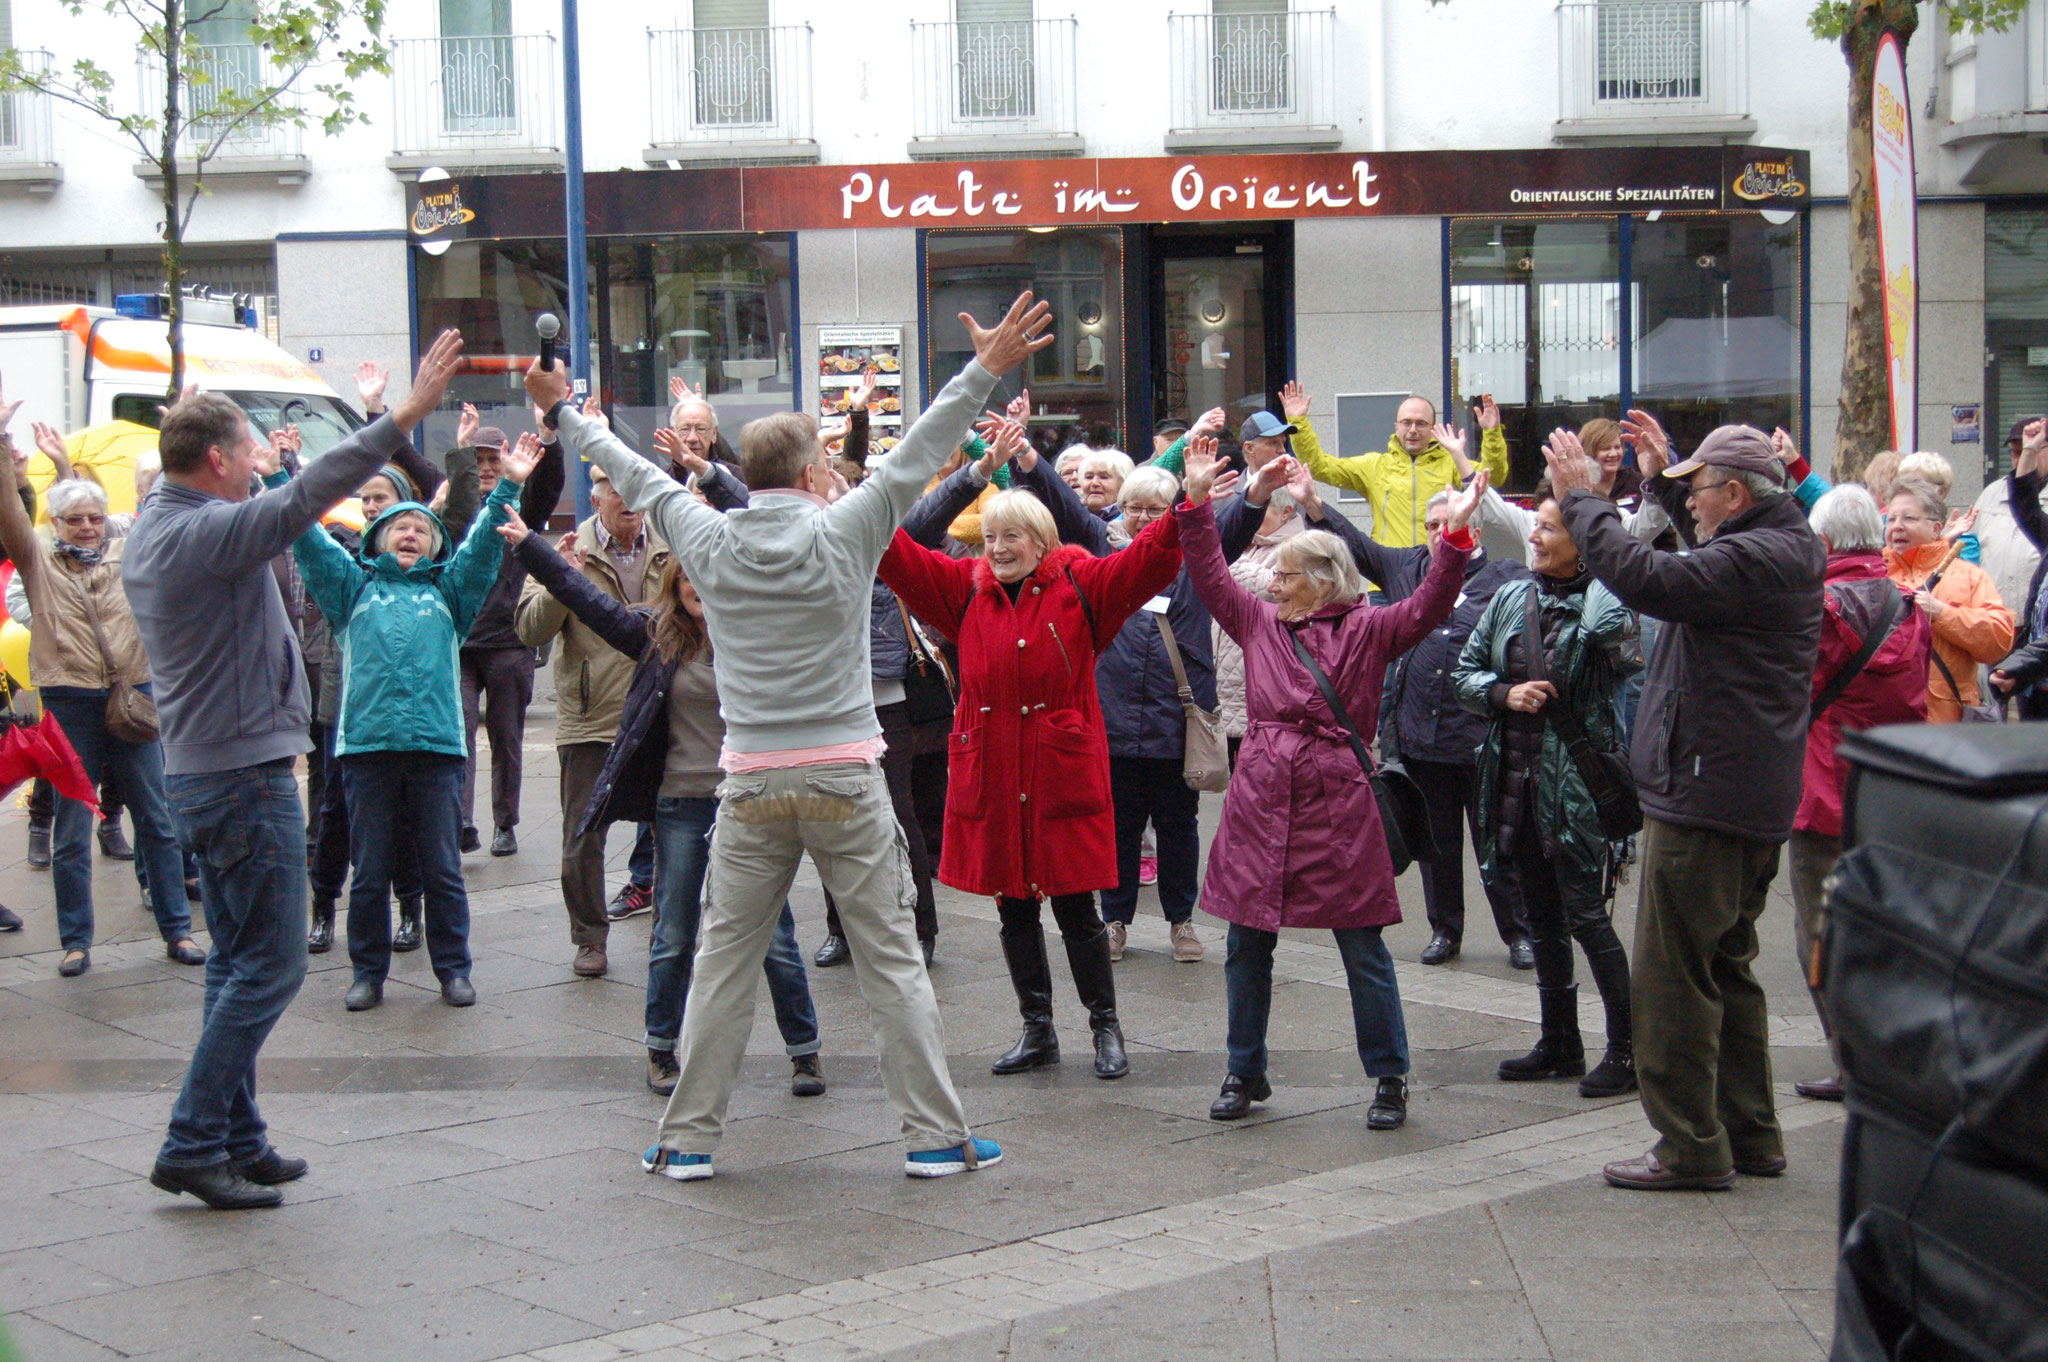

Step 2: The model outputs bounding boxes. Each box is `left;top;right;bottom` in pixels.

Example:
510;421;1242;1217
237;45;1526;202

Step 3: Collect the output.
1873;32;1918;453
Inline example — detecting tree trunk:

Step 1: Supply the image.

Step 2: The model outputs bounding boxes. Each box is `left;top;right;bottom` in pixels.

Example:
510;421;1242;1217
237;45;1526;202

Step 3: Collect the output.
161;0;185;399
1833;0;1918;482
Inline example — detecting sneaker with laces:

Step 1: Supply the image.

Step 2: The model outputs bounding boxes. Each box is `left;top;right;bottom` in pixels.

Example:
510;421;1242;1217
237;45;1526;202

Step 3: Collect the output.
607;883;653;921
1138;855;1158;885
642;1146;713;1181
1170;920;1205;962
905;1137;1003;1178
1105;920;1127;961
646;1047;679;1096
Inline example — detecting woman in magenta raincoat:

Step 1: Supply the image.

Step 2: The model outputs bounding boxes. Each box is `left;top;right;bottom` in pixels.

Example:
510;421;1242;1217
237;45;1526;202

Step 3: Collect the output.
1177;444;1485;1131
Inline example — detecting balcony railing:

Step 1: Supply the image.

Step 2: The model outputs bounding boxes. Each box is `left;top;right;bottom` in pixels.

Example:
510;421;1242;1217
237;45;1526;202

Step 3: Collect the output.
0;50;57;169
136;43;304;162
389;33;559;159
1556;0;1749;125
908;16;1078;144
1166;9;1336;138
647;24;813;150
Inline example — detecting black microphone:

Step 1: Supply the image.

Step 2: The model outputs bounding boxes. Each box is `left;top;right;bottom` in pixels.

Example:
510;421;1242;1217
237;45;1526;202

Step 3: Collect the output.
536;313;561;372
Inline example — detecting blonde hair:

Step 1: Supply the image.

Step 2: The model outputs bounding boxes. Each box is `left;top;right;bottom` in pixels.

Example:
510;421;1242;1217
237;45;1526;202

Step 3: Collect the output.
649;558;708;667
1278;530;1363;608
1897;451;1954;499
1862;450;1904;503
978;488;1059;555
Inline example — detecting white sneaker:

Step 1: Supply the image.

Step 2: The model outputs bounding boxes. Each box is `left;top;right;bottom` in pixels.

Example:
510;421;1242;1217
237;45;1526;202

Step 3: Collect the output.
1105;921;1127;962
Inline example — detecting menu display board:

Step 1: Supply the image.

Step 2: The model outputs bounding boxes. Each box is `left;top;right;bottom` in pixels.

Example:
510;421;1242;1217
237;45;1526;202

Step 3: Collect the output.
818;326;905;456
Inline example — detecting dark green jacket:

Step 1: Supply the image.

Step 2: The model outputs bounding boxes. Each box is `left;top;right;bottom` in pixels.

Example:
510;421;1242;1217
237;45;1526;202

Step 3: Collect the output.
1452;576;1639;886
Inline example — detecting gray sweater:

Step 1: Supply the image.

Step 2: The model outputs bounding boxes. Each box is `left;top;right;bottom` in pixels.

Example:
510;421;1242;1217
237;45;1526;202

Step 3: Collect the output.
555;357;998;754
122;417;411;775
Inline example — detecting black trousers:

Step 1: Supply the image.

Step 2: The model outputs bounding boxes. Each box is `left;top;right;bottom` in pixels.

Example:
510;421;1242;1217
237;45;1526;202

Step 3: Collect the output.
1511;815;1624;988
461;646;536;833
825;701;938;944
996;892;1102;941
1408;756;1530;946
1101;756;1198;925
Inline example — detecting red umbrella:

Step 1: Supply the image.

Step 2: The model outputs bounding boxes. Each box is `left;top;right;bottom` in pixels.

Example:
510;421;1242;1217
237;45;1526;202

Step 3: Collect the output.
0;701;99;814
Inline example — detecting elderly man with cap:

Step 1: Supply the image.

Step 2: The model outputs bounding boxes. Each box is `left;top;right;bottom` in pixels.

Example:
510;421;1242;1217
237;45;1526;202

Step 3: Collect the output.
1295;388;1510;547
1545;418;1824;1192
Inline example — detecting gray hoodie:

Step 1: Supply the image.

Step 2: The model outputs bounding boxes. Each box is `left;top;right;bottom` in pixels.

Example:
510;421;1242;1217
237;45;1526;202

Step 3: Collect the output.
554;358;998;755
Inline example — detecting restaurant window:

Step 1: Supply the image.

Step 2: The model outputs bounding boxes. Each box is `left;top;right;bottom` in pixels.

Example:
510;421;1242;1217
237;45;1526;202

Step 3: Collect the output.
925;226;1124;450
1987;207;2048;477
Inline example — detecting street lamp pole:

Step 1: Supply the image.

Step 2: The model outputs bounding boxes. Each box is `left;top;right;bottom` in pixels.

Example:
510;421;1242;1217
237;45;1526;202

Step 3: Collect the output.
562;0;593;521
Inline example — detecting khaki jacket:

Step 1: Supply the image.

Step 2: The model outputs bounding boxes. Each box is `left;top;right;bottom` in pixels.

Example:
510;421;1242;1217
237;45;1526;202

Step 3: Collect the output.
7;521;150;692
516;516;670;747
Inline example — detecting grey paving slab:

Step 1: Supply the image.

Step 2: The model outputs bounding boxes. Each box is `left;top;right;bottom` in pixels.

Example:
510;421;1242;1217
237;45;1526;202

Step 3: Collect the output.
689;1209;995;1287
250;1285;596;1362
473;1244;810;1331
26;1266;347;1355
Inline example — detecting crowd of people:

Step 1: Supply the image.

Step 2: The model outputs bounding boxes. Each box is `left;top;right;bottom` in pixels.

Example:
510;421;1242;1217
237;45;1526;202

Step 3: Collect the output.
1;285;2042;1209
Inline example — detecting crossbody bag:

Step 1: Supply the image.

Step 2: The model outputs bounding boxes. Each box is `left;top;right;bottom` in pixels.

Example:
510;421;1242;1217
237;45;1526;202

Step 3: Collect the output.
1286;629;1439;875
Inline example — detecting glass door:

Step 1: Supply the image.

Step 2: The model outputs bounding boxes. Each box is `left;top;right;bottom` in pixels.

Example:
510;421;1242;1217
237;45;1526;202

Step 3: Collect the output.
1148;224;1291;438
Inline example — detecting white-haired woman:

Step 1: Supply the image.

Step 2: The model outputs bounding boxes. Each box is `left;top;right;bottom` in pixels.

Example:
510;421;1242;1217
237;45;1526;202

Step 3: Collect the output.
1077;449;1135;521
880;475;1185;1081
0;456;203;976
1177;449;1486;1132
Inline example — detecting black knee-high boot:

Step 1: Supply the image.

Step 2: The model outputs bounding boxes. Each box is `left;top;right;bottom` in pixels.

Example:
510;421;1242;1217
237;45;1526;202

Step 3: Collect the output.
992;921;1059;1074
1064;927;1129;1079
1578;937;1637;1097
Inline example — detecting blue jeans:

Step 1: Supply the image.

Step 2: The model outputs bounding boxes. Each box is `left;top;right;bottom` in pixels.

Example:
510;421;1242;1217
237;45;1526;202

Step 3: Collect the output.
647;795;818;1054
341;751;471;984
158;759;308;1169
630;819;655;889
1224;922;1410;1080
43;689;191;950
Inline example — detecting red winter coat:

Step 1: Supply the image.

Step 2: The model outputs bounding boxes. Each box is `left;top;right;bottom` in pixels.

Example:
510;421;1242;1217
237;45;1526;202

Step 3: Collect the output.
1798;551;1932;839
880;514;1183;899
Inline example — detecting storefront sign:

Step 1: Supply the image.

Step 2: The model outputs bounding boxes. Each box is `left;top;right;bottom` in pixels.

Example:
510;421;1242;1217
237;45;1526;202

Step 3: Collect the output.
1873;32;1918;453
414;146;1812;243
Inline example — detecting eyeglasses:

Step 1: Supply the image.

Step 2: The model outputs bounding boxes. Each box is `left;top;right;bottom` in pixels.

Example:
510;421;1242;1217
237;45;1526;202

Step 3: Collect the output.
1270;570;1306;582
1885;513;1936;526
57;514;106;527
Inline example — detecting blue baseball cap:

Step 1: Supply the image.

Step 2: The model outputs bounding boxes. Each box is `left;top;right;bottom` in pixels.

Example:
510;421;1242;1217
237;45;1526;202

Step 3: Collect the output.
1239;411;1296;442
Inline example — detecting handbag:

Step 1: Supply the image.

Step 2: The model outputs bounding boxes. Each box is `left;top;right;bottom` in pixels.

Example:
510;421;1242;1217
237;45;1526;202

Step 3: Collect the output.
1931;647;2004;725
1286;629;1440;876
1151;609;1230;792
71;574;159;745
896;596;958;728
1521;583;1641;841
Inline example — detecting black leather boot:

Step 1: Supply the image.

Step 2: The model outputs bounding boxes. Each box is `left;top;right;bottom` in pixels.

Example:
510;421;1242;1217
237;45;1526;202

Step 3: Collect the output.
307;901;334;955
1579;942;1638;1097
1498;985;1587;1081
391;896;423;953
1064;927;1129;1079
991;922;1059;1075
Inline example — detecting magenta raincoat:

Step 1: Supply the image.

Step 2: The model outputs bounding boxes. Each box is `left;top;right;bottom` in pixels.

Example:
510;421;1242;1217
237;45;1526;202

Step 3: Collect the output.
1177;498;1471;932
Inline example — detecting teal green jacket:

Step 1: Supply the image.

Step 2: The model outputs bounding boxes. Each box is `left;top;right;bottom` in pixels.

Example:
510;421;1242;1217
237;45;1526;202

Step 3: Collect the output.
1451;575;1639;889
288;477;521;757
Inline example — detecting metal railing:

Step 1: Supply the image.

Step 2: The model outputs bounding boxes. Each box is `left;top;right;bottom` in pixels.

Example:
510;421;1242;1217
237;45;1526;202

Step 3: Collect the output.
136;43;304;160
1556;0;1749;122
0;50;56;165
647;23;813;147
389;33;559;157
1166;9;1335;133
908;16;1078;140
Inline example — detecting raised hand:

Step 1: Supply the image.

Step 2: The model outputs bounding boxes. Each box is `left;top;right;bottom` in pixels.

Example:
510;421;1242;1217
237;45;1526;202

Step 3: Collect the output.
668;374;704;403
427;480;450;515
1006;388;1031;422
1191;406;1227;439
1208;469;1242;504
847;367;880;414
1543;429;1598;496
1444;468;1488;531
1183;434;1224;505
986;417;1028;468
1246;452;1292;504
522;342;573;414
555;530;583;570
253;430;285;478
1434;422;1471;473
1770;426;1801;468
496;505;531;547
395;329;466;434
1621;408;1671;479
356;361;389;413
31;421;67;465
580;395;606;425
1475;395;1502;431
961;291;1055;376
2021;419;2047;477
457;402;481;449
498;431;543;485
1944;507;1979;540
0;371;21;434
1284;457;1325;516
1280;381;1311;422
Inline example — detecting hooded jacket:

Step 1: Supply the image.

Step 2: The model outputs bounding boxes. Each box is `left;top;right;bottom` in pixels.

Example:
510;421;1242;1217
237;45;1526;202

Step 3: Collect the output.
291;478;520;758
1560;487;1825;842
1799;553;1930;839
1294;416;1510;548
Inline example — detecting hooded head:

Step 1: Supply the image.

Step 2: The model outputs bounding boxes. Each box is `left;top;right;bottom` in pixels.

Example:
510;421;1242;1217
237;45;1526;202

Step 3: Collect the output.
361;500;450;572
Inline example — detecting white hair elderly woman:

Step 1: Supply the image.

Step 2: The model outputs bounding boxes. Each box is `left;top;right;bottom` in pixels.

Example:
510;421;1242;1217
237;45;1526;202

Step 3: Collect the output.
0;445;203;978
1077;449;1135;520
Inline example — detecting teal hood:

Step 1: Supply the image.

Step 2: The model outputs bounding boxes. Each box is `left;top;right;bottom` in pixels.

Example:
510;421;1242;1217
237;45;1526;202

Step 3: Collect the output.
359;500;453;575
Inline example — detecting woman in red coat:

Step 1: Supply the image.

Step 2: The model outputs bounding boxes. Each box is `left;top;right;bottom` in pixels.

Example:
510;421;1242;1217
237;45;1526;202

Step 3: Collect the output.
881;475;1186;1081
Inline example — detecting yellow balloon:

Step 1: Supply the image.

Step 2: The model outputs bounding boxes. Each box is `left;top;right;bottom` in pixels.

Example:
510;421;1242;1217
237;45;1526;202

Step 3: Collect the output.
0;620;28;689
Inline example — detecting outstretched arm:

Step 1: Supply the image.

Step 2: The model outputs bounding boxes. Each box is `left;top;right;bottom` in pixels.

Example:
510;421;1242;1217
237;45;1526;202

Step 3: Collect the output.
504;512;652;660
877;528;977;644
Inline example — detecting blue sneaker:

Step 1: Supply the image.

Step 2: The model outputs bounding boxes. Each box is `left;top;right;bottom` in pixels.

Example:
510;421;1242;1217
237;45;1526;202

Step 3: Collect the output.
641;1146;713;1181
904;1137;1004;1178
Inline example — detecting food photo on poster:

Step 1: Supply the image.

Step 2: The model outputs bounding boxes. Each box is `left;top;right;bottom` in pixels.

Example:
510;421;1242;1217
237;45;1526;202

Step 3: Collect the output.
819;326;905;455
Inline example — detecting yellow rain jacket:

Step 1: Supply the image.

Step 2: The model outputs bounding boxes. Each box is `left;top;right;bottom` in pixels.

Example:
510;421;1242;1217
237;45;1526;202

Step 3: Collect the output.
1295;419;1510;548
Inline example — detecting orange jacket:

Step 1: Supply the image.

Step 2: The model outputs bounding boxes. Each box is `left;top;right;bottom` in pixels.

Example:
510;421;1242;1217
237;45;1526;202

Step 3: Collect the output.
1886;541;2015;722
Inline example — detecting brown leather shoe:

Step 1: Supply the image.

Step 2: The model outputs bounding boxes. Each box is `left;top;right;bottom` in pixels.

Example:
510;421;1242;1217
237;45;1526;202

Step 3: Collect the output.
1170;921;1205;962
1794;1075;1845;1102
573;945;608;978
1734;1153;1788;1177
1603;1151;1735;1191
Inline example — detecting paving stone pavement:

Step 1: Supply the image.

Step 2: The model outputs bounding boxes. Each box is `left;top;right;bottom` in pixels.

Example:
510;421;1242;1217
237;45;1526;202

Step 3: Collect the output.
0;706;1846;1361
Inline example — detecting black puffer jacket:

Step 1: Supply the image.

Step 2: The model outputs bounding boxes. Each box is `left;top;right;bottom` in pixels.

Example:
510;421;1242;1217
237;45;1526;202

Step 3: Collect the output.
1561;488;1824;842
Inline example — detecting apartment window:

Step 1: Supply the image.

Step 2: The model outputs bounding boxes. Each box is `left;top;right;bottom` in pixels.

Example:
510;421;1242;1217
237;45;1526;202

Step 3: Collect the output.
182;0;264;140
1596;1;1704;104
1211;0;1290;114
440;0;515;133
691;0;774;127
955;0;1035;121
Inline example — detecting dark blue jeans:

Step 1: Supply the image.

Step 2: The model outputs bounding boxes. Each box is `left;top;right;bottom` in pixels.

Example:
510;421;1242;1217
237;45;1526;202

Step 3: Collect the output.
158;759;308;1169
1102;755;1199;926
630;820;655;889
44;689;191;950
341;751;471;985
1224;922;1409;1081
310;722;421;905
648;795;818;1055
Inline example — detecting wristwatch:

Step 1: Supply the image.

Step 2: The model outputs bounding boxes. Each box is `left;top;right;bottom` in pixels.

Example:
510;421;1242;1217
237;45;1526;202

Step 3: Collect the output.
542;398;572;431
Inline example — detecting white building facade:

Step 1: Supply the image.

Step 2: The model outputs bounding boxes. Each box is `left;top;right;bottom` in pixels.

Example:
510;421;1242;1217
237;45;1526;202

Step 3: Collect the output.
2;0;2041;495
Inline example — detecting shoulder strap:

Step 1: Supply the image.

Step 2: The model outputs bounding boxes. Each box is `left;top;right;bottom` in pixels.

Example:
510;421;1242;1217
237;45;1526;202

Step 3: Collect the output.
65;571;118;688
1062;565;1098;638
1519;580;1549;686
1152;609;1195;702
1287;628;1375;780
1810;583;1906;723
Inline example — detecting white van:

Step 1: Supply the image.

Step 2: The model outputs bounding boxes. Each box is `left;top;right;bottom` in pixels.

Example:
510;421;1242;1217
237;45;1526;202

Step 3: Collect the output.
0;296;365;455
